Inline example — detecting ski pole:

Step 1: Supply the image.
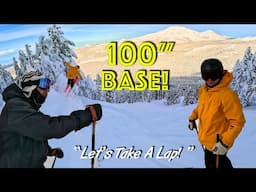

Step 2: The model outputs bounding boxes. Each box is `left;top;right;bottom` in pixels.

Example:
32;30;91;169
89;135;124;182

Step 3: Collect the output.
51;156;57;168
87;105;97;168
50;148;64;168
91;121;96;168
190;120;204;151
216;134;220;169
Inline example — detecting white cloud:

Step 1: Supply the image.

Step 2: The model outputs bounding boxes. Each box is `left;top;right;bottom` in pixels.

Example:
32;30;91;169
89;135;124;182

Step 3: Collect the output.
0;25;50;42
0;48;16;56
0;24;93;43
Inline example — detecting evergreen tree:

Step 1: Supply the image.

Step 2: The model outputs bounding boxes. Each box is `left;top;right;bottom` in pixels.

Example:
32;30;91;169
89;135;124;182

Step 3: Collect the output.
10;24;95;99
183;86;198;105
231;47;256;107
94;74;103;101
13;57;22;79
0;65;14;94
47;24;77;62
165;89;180;105
18;49;31;75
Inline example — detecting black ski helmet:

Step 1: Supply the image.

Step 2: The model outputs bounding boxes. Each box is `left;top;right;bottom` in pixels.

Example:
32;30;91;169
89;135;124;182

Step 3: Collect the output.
201;58;223;74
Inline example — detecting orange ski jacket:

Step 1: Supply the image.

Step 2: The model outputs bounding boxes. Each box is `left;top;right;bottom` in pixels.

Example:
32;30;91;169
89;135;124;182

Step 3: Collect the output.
64;62;83;80
189;71;245;151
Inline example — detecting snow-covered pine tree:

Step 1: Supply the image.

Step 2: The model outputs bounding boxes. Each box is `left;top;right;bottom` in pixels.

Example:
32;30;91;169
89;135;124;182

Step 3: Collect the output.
231;47;256;107
103;90;115;103
73;74;96;99
94;74;104;101
46;25;98;97
37;25;74;83
25;44;35;68
165;89;180;105
245;53;256;105
10;24;95;99
13;57;22;79
142;90;153;103
14;43;51;82
119;90;129;103
0;65;14;94
18;49;31;75
47;25;77;60
182;86;198;105
47;24;77;69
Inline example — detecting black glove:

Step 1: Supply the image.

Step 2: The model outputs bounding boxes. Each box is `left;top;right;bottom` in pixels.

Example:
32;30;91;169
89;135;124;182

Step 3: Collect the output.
71;104;102;131
188;120;197;130
48;148;64;158
87;104;102;121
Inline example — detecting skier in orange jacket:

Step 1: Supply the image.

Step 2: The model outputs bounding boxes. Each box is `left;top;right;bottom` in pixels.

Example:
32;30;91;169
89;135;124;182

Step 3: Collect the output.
188;58;245;169
64;62;83;92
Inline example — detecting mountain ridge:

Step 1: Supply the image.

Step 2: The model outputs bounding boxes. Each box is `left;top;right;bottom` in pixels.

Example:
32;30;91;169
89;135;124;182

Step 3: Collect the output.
73;26;256;79
6;26;256;79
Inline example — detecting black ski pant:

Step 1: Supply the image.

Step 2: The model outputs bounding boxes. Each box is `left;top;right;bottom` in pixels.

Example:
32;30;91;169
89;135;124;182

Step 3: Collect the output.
67;79;75;88
204;149;233;169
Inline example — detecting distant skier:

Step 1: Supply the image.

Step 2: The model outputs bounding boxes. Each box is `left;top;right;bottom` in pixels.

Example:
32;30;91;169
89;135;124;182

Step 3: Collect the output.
0;70;102;168
64;61;83;92
188;58;245;169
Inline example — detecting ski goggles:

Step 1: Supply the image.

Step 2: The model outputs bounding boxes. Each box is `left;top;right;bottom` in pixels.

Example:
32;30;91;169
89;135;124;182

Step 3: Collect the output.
21;77;51;90
201;71;222;81
38;78;51;90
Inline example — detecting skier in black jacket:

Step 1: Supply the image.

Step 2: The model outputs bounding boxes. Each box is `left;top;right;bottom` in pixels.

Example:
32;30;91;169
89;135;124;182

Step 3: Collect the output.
0;70;102;168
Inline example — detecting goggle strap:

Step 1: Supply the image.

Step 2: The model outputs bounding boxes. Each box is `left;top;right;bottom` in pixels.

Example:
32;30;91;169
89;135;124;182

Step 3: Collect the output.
21;80;40;88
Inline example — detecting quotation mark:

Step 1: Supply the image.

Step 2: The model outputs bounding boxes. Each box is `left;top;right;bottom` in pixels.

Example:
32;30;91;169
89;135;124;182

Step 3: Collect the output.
187;145;196;151
74;145;83;151
158;42;176;53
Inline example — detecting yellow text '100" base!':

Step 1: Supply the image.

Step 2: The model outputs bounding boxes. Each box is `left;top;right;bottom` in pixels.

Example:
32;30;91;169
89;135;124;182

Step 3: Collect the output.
101;69;170;91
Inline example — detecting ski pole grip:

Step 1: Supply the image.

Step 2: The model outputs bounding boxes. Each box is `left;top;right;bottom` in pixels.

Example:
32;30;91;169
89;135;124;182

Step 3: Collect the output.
188;120;197;130
216;134;220;142
87;105;97;122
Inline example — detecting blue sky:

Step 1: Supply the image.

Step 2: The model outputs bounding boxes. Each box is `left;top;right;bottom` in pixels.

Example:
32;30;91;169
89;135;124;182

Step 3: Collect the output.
1;24;256;66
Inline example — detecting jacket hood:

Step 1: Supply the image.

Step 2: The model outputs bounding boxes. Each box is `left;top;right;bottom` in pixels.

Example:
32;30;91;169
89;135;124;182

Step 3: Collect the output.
2;83;40;110
2;83;26;102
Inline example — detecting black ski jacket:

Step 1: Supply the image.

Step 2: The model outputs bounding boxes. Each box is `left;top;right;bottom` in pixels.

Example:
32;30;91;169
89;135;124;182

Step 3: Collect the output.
0;83;92;168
